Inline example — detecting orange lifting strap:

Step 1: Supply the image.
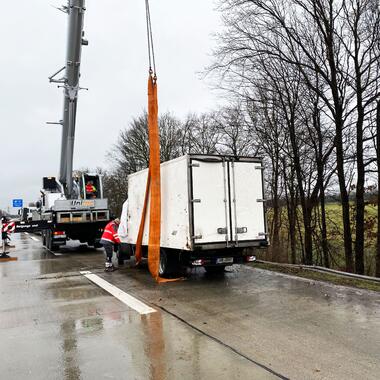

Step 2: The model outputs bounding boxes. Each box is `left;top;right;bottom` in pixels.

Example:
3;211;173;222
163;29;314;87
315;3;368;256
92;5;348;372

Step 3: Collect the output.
135;1;181;283
146;75;161;280
135;76;179;283
135;0;157;276
134;77;157;273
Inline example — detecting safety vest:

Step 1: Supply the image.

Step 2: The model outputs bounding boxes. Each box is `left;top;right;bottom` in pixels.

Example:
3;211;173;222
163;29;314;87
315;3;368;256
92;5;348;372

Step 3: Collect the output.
101;221;120;244
86;184;96;193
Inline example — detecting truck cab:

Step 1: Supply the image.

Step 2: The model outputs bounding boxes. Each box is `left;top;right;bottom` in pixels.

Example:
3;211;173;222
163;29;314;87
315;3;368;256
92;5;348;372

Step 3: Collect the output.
77;173;104;199
19;207;38;222
35;175;110;251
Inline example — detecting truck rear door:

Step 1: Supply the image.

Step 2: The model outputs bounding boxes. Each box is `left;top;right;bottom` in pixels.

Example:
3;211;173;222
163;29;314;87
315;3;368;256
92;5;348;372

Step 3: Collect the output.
190;158;230;245
190;156;267;248
229;160;266;244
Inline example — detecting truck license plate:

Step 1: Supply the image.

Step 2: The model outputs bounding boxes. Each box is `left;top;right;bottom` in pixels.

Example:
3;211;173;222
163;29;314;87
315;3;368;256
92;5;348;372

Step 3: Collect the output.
216;257;233;264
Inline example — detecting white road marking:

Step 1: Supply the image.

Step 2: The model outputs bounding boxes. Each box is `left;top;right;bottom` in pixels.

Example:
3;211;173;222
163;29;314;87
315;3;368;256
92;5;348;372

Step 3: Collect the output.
24;232;29;235
43;246;64;256
80;271;156;315
30;235;64;256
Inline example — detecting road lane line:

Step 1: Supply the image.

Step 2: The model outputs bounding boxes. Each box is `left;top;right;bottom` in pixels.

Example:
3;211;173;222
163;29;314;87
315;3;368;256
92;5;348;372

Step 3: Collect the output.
42;246;64;256
80;271;156;315
31;236;39;242
24;232;29;235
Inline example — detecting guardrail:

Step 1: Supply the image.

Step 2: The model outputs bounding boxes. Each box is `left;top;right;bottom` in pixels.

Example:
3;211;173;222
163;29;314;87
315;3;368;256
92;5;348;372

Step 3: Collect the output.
255;259;380;283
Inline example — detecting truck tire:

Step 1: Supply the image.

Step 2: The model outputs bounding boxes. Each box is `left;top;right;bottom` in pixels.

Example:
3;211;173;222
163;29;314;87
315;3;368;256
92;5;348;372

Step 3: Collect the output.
205;266;226;274
88;240;101;249
159;249;180;276
159;249;168;276
46;230;52;250
50;242;59;252
117;243;131;265
46;230;59;251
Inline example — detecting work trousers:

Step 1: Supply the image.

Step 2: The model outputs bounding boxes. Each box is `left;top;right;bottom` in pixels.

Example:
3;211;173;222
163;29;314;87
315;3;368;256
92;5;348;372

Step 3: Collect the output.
102;241;114;263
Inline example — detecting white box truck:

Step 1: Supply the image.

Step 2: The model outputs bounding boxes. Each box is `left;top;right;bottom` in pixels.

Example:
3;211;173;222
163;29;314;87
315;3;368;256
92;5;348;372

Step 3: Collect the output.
118;154;268;275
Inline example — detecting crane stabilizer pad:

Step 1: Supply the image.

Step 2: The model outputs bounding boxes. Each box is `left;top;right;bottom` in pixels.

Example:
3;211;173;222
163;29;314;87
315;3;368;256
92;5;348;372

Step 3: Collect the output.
14;220;54;233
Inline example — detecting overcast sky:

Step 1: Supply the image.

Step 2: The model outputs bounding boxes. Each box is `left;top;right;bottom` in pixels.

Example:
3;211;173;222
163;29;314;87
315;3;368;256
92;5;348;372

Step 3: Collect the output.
0;0;222;212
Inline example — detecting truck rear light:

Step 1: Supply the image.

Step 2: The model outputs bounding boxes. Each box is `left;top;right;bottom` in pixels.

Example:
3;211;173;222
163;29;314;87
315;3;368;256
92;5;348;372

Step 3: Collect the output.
192;259;204;266
245;255;256;262
54;231;65;236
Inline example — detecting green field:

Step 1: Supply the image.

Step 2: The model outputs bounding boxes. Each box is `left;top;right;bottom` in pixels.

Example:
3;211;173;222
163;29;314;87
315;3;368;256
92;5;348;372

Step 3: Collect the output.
264;202;378;276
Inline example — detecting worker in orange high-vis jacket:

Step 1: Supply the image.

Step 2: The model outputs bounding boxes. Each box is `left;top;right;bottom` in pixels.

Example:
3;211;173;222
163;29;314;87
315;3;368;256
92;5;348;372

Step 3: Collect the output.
85;181;97;198
100;218;120;272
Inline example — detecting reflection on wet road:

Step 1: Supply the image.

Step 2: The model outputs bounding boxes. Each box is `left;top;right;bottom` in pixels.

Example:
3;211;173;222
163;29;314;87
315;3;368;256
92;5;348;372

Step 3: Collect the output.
0;233;379;379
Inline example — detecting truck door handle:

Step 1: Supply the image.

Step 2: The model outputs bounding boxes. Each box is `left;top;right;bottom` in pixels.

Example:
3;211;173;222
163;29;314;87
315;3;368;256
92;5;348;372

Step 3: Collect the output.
236;227;247;234
217;227;227;234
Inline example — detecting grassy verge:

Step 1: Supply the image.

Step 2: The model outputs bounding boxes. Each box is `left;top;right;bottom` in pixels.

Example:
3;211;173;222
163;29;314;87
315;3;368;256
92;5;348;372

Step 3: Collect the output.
250;262;380;292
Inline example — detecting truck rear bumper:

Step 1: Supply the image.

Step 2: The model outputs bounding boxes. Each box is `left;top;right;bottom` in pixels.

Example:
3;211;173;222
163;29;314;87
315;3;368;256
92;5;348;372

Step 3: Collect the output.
54;221;108;243
52;237;66;246
119;244;263;268
193;239;268;250
187;249;257;267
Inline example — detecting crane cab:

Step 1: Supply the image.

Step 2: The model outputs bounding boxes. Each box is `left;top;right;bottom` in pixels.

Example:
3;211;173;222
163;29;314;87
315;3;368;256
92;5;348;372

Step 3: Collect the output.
77;174;104;199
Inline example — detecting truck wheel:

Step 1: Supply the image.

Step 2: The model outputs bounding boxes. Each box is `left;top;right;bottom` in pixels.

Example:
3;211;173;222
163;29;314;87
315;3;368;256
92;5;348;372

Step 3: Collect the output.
119;243;131;259
46;230;58;251
159;249;169;276
159;249;180;277
46;230;52;250
205;266;226;274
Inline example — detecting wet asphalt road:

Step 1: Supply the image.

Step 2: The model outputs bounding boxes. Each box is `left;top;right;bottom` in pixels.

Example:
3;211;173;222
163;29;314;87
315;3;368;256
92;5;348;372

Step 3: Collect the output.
0;233;379;380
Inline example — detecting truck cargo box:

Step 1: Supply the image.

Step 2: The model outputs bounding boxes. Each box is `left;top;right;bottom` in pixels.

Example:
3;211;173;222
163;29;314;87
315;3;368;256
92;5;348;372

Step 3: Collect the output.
123;154;268;252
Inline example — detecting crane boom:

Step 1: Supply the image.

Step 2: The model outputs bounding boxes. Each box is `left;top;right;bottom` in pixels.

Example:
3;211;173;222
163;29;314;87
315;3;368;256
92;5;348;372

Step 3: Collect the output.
33;1;110;252
58;0;87;198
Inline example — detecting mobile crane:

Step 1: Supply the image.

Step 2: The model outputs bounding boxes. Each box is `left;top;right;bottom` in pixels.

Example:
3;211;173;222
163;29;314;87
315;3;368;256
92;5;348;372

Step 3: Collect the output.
34;0;109;250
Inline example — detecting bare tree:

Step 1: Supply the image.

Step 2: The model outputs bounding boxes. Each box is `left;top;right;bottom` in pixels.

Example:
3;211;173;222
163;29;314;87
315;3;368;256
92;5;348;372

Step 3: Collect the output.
341;0;380;274
103;170;129;218
182;113;221;154
248;92;286;261
208;0;380;272
377;100;380;277
110;111;185;175
213;103;259;156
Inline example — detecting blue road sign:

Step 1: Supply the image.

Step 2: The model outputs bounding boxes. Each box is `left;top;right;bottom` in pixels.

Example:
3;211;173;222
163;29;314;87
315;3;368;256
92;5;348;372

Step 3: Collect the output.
12;199;23;208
